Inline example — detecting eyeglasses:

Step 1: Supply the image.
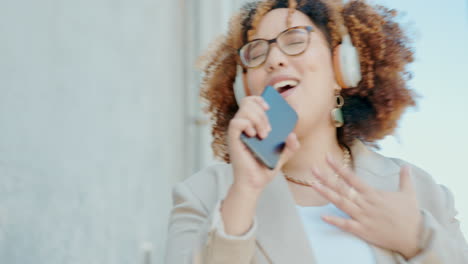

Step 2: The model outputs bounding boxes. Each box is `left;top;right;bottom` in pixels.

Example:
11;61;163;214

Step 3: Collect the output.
238;25;314;68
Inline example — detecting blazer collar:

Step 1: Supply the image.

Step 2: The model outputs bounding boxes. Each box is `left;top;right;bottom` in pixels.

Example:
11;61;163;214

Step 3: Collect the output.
255;139;401;264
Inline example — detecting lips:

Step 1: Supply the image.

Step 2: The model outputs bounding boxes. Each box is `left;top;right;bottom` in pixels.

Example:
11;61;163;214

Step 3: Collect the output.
273;80;298;94
267;76;300;97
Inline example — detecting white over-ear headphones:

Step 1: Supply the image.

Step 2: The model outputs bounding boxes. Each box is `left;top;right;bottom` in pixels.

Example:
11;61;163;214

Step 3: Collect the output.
234;65;247;105
333;33;362;88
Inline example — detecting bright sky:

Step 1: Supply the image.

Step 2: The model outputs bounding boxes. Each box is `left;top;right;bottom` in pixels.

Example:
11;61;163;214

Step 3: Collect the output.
372;0;468;235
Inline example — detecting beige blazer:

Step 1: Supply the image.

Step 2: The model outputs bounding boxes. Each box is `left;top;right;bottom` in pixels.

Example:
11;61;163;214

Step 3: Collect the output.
164;140;468;263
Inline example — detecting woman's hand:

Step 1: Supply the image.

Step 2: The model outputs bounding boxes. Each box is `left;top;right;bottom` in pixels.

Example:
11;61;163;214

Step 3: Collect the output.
227;96;300;193
310;156;422;260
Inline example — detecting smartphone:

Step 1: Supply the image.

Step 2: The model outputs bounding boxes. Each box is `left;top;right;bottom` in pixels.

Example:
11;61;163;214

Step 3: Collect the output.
240;85;298;170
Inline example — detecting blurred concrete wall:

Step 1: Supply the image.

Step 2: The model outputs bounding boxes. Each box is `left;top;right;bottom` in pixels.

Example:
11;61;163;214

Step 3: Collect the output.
0;0;190;263
0;0;251;262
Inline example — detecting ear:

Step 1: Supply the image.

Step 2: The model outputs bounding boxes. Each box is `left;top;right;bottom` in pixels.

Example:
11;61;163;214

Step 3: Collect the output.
234;65;250;104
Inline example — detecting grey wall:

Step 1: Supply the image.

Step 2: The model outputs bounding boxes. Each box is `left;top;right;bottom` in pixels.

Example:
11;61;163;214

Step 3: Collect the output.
0;0;251;262
0;0;186;263
0;0;260;262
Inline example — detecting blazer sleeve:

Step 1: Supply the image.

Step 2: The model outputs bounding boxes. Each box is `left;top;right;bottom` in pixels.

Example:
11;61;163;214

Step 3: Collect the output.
393;184;468;263
164;181;259;264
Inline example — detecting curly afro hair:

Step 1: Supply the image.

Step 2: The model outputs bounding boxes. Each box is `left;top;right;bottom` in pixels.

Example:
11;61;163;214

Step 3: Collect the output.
197;0;417;162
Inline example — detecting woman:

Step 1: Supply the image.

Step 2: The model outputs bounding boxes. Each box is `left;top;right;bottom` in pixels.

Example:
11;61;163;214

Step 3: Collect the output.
164;0;468;263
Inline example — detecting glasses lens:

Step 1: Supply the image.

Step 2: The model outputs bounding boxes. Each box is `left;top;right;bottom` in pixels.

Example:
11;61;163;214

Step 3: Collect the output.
278;28;309;55
240;40;269;68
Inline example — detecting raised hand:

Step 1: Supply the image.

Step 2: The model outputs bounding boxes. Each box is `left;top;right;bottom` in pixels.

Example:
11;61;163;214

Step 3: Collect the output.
228;95;300;192
310;155;423;260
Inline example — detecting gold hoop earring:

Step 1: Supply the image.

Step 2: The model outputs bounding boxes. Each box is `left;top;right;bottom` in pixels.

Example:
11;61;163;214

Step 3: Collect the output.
331;89;344;127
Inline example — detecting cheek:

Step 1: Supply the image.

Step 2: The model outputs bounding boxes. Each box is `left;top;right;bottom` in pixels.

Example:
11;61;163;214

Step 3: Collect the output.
246;71;265;96
293;47;336;106
298;46;334;75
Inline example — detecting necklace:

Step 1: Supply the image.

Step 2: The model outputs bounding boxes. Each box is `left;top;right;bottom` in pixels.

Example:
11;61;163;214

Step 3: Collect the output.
283;146;351;187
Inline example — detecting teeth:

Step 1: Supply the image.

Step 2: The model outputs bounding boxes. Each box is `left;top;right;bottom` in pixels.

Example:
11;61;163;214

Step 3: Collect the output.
273;80;298;90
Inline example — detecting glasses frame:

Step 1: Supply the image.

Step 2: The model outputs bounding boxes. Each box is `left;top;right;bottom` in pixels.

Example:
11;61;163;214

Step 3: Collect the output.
238;25;314;69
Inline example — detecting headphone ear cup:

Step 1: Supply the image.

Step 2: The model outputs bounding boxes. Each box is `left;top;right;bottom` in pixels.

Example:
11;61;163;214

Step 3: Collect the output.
333;44;347;88
333;35;362;88
234;65;247;105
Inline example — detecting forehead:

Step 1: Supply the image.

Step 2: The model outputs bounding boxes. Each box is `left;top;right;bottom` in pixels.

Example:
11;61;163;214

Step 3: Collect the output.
250;8;316;40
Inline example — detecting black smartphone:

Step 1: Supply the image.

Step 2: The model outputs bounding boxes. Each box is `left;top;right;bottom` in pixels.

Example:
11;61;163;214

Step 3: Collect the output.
240;85;298;169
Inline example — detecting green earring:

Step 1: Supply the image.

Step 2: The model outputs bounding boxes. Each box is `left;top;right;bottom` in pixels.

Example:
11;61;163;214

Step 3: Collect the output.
331;91;344;127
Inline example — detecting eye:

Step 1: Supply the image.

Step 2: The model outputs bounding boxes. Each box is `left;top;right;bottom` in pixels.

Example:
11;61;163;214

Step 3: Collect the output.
250;47;266;59
281;29;307;45
246;41;267;61
286;39;306;46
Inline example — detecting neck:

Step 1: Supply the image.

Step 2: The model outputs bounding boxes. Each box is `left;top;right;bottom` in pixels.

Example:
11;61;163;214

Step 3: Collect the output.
282;126;345;180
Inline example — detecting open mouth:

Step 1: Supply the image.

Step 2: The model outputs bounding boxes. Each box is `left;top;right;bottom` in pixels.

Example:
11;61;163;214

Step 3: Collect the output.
273;80;299;95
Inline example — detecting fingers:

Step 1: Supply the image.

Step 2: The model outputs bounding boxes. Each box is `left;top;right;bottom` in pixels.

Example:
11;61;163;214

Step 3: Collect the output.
285;132;301;151
276;132;300;169
251;96;269;110
312;166;349;197
235;96;271;139
322;215;364;236
311;167;362;219
228;118;256;139
326;154;370;194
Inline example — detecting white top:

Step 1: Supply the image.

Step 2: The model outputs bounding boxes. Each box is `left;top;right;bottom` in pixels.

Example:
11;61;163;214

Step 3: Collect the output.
296;203;376;264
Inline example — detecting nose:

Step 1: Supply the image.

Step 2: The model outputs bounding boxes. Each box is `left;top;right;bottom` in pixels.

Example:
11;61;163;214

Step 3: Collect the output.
264;44;287;72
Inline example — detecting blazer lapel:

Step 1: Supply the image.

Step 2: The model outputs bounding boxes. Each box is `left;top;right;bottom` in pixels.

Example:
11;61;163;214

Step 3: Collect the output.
255;171;316;264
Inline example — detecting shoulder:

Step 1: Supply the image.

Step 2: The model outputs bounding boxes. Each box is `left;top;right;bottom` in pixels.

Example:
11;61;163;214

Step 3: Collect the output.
388;158;451;208
375;151;453;222
388;157;439;190
351;140;451;218
351;140;442;192
390;157;457;226
173;162;234;212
